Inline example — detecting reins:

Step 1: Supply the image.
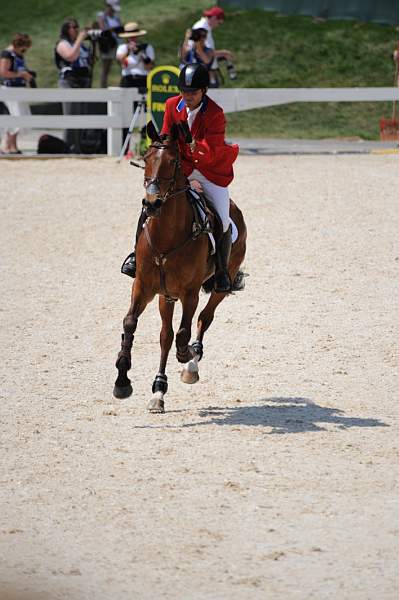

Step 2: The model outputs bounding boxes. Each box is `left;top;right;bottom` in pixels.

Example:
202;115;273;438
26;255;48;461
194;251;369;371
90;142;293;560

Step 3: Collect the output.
133;141;209;301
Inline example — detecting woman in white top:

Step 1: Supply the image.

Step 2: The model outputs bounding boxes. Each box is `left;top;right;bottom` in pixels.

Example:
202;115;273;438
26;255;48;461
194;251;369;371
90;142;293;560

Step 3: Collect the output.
116;22;155;89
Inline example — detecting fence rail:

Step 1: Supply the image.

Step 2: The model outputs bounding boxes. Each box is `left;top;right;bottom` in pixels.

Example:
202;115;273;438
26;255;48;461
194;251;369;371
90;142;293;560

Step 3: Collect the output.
1;86;399;155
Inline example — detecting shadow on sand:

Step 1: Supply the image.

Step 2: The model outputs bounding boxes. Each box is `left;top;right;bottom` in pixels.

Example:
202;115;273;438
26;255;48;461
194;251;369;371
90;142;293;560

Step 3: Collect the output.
194;396;388;434
134;396;388;434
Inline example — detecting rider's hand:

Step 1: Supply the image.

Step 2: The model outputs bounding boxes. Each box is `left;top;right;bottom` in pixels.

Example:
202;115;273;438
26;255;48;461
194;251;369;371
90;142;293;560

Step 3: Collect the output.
190;179;203;193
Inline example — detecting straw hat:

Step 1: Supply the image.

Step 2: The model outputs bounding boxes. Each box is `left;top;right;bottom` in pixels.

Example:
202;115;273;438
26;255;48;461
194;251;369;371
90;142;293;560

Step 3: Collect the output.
119;22;147;38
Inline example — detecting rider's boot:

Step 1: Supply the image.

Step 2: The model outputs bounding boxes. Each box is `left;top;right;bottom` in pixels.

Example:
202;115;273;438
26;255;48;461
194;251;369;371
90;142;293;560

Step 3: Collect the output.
121;209;147;278
214;225;232;293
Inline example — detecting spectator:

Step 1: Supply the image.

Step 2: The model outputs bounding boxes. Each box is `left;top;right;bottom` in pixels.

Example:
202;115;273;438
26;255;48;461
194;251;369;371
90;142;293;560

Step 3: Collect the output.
55;18;93;151
179;27;214;70
116;22;155;89
106;0;121;12
192;6;233;87
96;1;123;87
0;33;33;154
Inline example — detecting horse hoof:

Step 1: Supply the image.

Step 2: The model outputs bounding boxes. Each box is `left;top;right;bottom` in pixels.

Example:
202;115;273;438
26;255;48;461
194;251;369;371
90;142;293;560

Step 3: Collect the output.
148;391;165;414
113;384;133;399
181;358;200;384
181;368;199;384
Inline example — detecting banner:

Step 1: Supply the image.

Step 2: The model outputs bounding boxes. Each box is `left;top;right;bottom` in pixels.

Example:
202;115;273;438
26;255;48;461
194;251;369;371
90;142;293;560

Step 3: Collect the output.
147;65;180;134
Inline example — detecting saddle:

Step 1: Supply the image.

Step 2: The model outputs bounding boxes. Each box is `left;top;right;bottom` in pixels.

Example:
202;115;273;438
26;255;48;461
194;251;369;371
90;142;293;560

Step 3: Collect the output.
186;187;223;253
186;186;246;294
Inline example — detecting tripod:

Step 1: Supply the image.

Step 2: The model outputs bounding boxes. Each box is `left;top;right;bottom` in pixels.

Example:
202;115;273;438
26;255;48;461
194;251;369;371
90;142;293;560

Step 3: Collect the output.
117;91;148;163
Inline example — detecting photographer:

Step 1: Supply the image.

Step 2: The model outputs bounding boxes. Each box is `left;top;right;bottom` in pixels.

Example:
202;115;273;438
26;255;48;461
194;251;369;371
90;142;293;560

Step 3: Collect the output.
96;1;123;87
116;22;155;89
179;27;214;70
55;18;93;151
0;33;34;154
192;6;234;87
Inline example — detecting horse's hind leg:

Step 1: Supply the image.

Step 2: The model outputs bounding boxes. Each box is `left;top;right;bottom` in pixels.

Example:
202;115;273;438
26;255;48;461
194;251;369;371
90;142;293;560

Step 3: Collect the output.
148;296;175;414
114;282;151;399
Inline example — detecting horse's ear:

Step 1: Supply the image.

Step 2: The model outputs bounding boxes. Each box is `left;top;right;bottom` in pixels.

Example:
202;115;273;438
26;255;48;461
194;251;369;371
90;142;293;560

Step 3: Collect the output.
170;123;180;141
173;121;192;144
146;121;161;143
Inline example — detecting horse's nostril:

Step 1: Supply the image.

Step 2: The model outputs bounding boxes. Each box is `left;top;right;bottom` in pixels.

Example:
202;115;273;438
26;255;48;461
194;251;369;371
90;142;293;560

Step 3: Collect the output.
144;197;162;215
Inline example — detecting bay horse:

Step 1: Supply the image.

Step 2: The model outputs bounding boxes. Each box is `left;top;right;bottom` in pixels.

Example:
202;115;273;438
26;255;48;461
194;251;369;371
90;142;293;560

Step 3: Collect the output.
113;121;247;413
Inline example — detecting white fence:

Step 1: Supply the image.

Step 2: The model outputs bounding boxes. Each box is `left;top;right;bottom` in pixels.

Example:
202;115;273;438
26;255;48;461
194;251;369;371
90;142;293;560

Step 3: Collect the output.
1;86;399;155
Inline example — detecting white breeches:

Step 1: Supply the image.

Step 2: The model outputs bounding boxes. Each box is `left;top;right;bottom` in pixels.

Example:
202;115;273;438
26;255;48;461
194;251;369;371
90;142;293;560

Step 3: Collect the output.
1;94;30;135
189;169;230;232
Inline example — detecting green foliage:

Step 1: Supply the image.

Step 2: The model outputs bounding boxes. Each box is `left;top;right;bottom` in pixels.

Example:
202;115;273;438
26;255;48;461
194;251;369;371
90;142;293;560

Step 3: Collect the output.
1;1;398;138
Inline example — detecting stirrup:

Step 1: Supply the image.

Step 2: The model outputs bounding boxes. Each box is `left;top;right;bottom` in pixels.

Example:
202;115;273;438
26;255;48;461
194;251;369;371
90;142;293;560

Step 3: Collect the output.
121;252;136;278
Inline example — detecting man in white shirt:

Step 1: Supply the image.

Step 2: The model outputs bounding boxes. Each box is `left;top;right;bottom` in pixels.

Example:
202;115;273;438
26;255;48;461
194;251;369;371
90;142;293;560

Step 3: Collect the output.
192;6;232;86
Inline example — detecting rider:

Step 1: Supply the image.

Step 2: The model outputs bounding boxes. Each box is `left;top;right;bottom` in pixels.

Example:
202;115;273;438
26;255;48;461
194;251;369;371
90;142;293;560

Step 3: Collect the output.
121;63;238;293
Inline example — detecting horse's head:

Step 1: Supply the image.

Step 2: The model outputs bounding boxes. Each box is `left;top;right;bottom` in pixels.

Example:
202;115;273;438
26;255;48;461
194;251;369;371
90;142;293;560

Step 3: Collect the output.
141;121;191;216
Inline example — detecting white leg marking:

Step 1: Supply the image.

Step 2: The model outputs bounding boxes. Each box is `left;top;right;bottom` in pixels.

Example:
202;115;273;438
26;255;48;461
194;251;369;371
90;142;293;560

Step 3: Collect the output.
181;354;200;384
148;390;165;413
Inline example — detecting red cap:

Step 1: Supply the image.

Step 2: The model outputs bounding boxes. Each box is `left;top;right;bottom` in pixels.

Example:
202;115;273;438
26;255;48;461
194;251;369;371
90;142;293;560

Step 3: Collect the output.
203;6;225;19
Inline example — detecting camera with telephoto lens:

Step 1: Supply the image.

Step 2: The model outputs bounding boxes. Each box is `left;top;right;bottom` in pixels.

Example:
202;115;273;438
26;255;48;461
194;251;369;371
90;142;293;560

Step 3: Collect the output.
85;28;103;41
219;57;237;80
226;60;237;80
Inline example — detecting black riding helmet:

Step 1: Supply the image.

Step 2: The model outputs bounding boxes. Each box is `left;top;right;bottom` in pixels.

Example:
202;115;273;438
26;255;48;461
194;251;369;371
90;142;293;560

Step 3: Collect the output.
178;64;210;91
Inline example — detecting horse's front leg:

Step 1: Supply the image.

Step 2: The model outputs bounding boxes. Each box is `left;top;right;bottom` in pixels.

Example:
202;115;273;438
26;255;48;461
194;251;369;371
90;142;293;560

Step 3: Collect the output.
181;291;227;385
148;296;175;414
113;281;152;399
176;290;199;383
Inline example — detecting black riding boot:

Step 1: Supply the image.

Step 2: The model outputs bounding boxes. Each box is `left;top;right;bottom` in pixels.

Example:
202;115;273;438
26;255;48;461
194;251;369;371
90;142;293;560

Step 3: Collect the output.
121;209;147;278
214;226;232;293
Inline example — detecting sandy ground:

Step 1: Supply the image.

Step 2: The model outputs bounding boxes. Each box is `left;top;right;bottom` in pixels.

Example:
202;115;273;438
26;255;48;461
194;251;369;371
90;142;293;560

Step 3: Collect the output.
1;154;399;600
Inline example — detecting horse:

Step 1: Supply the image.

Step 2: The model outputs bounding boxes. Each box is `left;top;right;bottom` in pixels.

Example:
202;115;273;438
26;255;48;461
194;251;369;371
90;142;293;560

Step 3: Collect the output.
113;121;247;413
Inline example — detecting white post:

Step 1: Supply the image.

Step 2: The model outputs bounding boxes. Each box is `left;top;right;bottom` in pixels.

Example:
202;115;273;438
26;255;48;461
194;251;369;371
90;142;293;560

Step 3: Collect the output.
107;87;123;156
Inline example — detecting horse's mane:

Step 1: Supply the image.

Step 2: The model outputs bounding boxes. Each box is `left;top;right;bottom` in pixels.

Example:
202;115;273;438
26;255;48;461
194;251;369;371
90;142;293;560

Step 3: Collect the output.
144;135;178;159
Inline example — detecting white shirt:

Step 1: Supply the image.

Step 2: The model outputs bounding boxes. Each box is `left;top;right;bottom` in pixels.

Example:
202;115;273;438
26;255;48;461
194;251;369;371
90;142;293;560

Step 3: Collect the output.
186;103;202;130
116;43;155;77
192;16;217;69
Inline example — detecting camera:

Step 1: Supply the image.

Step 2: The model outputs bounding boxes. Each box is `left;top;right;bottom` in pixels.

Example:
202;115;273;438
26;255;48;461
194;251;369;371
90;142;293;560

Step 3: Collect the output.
133;42;148;54
85;28;103;41
28;69;37;88
226;60;237;80
190;30;204;42
219;57;237;80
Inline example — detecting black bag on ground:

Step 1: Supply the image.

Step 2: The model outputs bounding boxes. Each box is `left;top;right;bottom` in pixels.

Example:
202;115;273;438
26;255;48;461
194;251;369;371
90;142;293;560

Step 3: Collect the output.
78;128;106;154
37;134;70;154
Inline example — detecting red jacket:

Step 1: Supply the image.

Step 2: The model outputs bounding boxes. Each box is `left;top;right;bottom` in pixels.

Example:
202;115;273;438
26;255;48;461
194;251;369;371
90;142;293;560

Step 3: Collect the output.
161;94;239;187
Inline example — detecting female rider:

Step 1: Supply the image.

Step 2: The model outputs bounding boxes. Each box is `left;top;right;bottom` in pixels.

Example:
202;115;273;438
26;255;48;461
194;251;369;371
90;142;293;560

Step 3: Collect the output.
121;63;238;293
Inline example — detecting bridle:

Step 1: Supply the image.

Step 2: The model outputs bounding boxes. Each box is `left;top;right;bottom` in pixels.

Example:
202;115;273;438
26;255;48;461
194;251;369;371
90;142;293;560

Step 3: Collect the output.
141;142;189;213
